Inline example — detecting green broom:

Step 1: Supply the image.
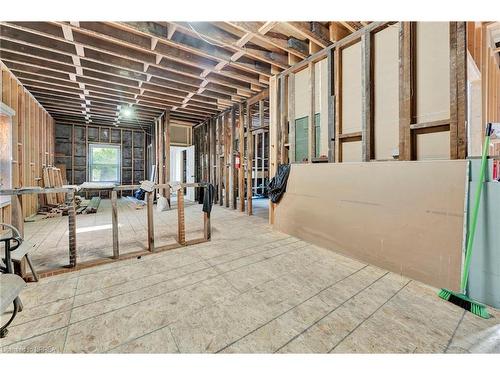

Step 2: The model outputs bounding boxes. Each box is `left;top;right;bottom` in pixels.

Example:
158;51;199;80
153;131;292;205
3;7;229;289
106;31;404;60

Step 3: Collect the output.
438;123;494;319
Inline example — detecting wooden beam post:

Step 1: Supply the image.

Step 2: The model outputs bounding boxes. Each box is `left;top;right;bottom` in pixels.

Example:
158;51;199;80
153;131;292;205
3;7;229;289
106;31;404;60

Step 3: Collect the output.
224;113;230;207
399;22;412;161
111;189;119;259
147;191;154;251
67;190;77;267
259;101;265;196
218;116;224;206
177;188;186;245
286;74;294;163
203;212;211;240
455;22;468;159
164;110;171;203
238;104;245;212
281;75;290;164
230;106;237;209
246;104;253;215
269;76;279;225
327;48;335;162
308;62;316;162
334;47;342;162
361;31;372;161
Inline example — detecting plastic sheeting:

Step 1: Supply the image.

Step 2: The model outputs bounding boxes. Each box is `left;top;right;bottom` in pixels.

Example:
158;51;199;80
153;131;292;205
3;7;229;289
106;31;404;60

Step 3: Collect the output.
268;164;291;204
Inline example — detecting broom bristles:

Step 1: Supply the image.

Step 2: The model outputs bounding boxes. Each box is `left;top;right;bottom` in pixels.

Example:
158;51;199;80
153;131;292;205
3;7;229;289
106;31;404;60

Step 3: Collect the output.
438;288;490;319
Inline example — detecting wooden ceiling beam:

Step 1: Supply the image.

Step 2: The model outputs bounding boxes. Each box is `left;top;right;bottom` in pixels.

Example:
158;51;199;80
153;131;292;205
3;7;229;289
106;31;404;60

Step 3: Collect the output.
0;22;261;94
284;22;331;48
0;51;243;105
225;22;308;59
171;22;289;70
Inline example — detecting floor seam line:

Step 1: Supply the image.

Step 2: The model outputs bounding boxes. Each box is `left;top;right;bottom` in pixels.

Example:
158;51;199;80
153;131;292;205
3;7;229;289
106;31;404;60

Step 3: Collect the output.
327;279;412;353
273;271;390;353
61;273;81;353
4;243;308;335
215;264;369;353
443;309;466;353
3;243;311;348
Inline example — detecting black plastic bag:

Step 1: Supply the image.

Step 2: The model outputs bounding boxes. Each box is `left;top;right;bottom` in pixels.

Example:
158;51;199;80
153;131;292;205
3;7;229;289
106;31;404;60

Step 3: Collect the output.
267;164;291;203
134;188;145;201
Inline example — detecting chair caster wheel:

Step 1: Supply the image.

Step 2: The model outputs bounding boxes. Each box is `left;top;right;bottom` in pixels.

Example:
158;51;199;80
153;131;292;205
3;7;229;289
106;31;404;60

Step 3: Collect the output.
0;328;8;338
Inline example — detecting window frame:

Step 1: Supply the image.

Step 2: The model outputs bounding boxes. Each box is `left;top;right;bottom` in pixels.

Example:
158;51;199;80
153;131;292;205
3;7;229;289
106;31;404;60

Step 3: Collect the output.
88;143;122;183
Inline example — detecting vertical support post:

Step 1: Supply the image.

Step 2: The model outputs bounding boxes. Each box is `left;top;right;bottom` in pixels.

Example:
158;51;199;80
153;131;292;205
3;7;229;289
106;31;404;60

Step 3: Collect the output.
259;101;265;195
334;47;342;162
238;104;245;212
449;22;458;160
111;190;119;259
164;110;171;203
288;74;295;163
67;190;77;267
269;76;279;225
177;188;186;245
282;74;291;164
456;22;467;159
218;116;224;206
157;116;165;197
224;114;230;208
361;31;372;161
246;103;253;215
204;211;211;241
230;106;237;209
327;48;335;162
399;22;412;161
308;61;316;162
147;191;154;252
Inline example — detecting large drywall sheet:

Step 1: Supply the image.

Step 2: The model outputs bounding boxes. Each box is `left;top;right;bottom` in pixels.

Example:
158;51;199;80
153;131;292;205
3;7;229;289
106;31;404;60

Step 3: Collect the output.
374;25;400;160
341;42;362;134
416;22;450;124
274;161;467;289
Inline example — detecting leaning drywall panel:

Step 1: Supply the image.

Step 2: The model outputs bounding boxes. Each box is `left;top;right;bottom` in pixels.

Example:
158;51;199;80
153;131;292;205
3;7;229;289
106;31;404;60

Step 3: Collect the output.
416;130;450;160
374;24;400;160
341;42;362;134
274;161;467;290
416;22;451;124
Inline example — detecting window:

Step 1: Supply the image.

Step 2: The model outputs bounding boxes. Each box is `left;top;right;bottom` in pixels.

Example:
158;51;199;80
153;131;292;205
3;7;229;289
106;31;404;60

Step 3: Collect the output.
88;144;121;183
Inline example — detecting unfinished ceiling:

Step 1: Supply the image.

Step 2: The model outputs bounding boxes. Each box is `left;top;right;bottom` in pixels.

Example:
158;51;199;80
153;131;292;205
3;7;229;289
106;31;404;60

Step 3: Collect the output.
0;21;368;128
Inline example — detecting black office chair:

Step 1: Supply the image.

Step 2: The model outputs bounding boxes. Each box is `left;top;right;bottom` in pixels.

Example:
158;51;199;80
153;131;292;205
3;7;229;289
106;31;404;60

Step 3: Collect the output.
0;223;26;338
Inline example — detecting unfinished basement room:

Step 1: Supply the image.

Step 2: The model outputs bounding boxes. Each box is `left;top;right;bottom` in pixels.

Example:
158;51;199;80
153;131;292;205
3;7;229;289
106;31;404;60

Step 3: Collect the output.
1;1;500;371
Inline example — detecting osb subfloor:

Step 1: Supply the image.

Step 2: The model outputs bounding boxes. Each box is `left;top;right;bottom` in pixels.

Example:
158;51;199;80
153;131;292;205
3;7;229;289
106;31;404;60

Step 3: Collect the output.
1;204;499;353
23;198;207;272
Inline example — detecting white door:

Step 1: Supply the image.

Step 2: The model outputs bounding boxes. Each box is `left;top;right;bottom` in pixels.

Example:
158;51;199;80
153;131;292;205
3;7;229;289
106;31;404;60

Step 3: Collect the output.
186;145;195;201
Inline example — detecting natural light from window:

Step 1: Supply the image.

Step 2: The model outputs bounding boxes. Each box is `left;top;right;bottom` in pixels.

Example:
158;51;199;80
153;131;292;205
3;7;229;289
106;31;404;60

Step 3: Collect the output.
88;144;121;183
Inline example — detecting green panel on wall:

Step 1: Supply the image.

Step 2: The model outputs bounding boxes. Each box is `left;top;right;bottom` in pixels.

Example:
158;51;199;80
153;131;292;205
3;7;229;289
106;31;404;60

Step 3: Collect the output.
295;116;308;162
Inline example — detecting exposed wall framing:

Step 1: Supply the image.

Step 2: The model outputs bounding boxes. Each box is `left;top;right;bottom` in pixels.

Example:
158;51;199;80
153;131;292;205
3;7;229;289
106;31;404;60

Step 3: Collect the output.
192;90;269;216
54;123;146;198
1;62;55;224
270;21;470;171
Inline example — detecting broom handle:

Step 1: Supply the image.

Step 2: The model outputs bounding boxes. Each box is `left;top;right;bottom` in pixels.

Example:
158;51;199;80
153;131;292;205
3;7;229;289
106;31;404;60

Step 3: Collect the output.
461;123;492;293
